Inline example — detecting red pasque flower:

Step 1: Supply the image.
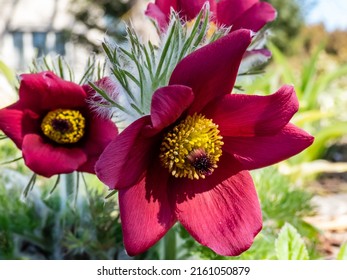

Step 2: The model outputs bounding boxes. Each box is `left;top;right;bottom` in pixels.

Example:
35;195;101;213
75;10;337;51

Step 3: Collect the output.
96;29;313;256
146;0;276;32
0;71;118;177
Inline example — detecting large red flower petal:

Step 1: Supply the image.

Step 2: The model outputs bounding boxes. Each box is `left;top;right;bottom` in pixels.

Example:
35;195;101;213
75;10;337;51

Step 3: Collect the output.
230;2;277;32
0;103;40;149
202;85;299;137
169;29;252;113
217;0;258;27
19;72;87;112
78;115;118;174
95;116;156;189
0;103;25;148
150;85;194;133
22;134;87;177
173;169;262;256
223;123;314;170
119;160;176;256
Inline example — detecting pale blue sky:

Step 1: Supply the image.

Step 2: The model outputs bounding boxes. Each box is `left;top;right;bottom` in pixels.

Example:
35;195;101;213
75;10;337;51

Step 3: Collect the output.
305;0;347;31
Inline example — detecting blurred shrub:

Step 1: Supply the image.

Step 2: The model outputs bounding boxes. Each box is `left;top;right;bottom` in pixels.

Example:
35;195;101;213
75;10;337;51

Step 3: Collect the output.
264;0;306;53
263;0;320;54
0;156;125;260
300;24;328;54
300;24;347;62
326;30;347;62
66;0;137;52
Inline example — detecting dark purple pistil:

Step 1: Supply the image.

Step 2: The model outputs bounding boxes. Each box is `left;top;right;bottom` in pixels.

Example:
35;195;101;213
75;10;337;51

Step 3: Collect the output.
191;155;213;176
51;119;70;133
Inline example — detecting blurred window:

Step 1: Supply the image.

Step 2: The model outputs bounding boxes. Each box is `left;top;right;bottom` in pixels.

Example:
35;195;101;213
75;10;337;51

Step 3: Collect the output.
33;32;47;57
55;32;66;55
12;31;24;66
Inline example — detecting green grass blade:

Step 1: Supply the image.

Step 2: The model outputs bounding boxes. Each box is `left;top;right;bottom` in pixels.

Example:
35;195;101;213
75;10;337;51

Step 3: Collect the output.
0;60;16;85
337;243;347;260
268;43;296;88
301;43;324;95
302;122;347;161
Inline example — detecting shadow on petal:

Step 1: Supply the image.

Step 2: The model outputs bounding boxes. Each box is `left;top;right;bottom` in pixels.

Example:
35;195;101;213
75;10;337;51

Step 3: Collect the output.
170;152;243;204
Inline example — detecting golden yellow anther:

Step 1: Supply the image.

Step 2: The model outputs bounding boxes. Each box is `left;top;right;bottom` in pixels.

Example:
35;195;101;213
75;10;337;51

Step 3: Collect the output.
159;113;223;180
41;109;85;144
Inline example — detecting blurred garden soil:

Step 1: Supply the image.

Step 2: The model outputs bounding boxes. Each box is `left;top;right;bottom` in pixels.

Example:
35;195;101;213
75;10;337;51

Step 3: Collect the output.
306;139;347;259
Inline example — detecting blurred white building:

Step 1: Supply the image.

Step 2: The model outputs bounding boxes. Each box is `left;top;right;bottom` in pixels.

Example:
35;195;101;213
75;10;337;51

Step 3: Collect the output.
0;0;155;71
0;0;100;107
0;0;82;71
0;0;156;107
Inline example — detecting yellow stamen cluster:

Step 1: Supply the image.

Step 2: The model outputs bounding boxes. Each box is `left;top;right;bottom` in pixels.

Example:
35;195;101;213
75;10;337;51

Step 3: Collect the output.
159;113;224;180
186;19;218;40
41;109;85;144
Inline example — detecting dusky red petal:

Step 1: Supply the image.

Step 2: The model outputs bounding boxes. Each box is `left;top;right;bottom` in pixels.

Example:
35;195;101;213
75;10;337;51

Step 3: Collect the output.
155;0;178;16
169;29;252;113
95;116;157;189
230;2;277;32
202;85;299;137
178;0;217;20
119;160;176;256
0;103;25;148
19;72;87;112
217;0;258;27
223;123;314;170
150;85;194;133
0;103;40;149
173;170;262;256
22;134;87;177
78;115;118;174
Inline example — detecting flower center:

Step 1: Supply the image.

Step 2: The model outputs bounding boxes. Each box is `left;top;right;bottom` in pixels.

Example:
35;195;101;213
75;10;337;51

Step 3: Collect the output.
41;109;86;144
159;113;223;180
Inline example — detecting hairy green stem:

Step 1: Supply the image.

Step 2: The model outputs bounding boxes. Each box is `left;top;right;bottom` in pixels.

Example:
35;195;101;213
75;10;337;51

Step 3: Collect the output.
164;227;177;260
64;173;75;199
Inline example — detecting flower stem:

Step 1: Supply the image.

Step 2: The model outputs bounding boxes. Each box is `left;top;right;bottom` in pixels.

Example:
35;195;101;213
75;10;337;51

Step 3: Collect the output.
64;172;75;199
52;173;74;259
164;227;177;260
